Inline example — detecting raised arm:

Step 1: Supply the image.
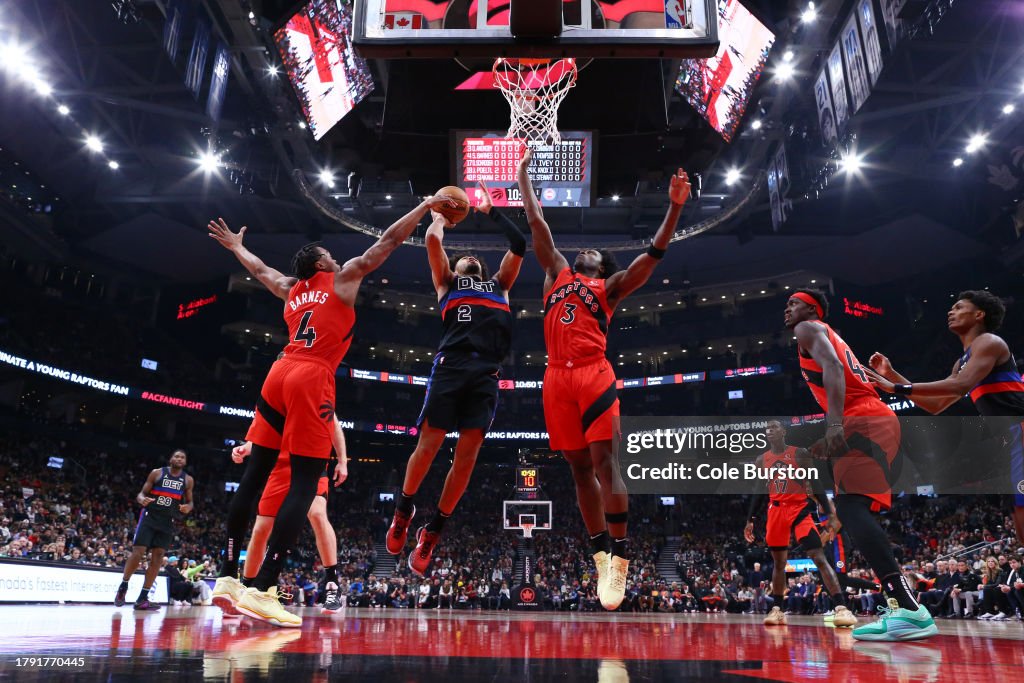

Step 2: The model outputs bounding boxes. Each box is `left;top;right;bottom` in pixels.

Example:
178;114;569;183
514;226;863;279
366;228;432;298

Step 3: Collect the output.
476;181;526;293
336;196;453;305
605;169;690;308
517;146;568;283
794;321;847;456
865;335;1005;412
425;212;455;296
208;218;295;301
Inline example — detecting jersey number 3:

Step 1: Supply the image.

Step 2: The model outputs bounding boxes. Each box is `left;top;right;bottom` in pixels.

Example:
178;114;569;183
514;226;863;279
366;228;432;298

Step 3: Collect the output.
294;311;317;347
560;303;577;325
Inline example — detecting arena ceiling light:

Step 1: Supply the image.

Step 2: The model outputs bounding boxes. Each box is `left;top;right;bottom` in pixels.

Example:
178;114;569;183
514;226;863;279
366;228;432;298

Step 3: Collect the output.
84;135;103;153
837;152;864;174
56;104;69;115
801;3;817;23
965;133;988;154
107;160;119;170
197;150;221;173
266;65;279;76
751;119;763;130
611;194;620;201
782;50;794;62
318;169;335;188
32;79;52;96
774;61;796;81
952;157;964;167
724;168;741;186
1002;104;1015;115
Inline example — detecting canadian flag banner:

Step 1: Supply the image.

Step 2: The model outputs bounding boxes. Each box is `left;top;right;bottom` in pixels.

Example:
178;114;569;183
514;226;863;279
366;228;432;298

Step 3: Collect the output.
383;13;423;30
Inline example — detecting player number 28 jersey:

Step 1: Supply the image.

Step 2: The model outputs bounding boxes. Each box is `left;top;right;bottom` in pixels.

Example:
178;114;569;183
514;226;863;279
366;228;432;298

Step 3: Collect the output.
282;270;355;369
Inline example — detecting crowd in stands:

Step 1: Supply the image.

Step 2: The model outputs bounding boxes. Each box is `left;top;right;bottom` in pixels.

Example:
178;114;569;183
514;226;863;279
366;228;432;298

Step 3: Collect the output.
1;425;1020;619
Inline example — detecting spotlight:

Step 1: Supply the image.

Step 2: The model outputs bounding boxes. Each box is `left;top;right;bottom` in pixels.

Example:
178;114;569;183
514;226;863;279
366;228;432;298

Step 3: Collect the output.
266;65;279;76
751;119;763;130
783;50;794;62
248;11;255;19
319;169;335;188
775;62;796;81
724;168;741;186
801;2;817;23
107;160;119;170
965;133;987;154
385;194;392;200
32;79;52;96
611;194;620;201
85;135;103;153
0;41;32;72
198;150;221;173
1002;103;1015;115
838;152;864;173
297;121;307;129
952;157;963;167
56;104;70;116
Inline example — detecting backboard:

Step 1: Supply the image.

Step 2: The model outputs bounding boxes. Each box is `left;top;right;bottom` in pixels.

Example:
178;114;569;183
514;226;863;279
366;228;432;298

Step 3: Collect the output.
354;0;720;59
503;500;552;536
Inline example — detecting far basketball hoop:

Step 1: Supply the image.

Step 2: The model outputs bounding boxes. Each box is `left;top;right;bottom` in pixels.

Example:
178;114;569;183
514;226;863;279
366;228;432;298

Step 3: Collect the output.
493;57;577;145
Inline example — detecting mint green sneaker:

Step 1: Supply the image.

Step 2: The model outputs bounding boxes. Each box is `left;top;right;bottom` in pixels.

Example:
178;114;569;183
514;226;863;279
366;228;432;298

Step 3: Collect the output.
852;599;938;641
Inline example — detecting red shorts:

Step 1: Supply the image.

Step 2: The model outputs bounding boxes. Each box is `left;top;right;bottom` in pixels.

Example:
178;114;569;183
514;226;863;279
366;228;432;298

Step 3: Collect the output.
258;454;330;517
833;411;901;510
765;501;821;549
543;358;619;451
246;356;336;459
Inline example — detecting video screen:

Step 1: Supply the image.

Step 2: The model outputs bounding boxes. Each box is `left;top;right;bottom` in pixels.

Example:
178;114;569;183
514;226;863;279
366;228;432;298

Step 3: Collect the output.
274;0;374;140
453;130;593;208
675;0;775;142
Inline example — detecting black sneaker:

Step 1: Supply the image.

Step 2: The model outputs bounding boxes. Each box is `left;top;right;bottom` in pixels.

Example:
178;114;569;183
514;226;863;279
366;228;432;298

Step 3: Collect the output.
322;582;343;613
114;583;128;607
133;598;161;611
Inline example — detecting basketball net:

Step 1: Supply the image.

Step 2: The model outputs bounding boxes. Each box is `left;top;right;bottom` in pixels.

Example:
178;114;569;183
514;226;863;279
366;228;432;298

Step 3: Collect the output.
521;523;535;539
493;58;578;145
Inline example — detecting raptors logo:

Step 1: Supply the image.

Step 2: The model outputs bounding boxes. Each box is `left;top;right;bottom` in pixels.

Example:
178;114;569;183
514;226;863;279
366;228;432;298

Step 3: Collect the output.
520;587;536;603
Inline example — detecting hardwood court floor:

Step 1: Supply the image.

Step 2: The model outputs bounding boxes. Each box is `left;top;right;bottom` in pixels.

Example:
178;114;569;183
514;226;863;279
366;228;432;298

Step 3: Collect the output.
0;605;1021;681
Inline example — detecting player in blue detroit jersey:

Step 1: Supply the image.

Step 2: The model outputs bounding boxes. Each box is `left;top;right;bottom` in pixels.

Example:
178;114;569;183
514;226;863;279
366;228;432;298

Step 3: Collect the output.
115;449;194;610
388;182;527;575
866;290;1024;547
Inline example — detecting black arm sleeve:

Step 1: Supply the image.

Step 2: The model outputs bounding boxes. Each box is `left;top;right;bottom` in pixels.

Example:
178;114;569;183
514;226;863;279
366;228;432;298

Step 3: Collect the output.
482;208;527;257
747;494;765;522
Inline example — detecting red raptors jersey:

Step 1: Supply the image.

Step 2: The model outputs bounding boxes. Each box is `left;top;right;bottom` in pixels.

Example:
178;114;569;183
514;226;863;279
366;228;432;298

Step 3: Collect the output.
764;446;809;505
543;268;612;362
282;271;355;368
798;321;890;416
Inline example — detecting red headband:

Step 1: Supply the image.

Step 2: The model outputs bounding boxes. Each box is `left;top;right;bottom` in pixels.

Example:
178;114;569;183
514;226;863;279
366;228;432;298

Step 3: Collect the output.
792;292;824;319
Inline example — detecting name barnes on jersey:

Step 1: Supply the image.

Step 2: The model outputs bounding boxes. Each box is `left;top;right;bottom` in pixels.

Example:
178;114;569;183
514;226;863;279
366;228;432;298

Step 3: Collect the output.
289;289;331;311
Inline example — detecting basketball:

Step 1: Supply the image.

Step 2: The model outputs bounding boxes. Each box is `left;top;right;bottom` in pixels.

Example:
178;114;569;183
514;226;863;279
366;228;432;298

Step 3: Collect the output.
434;185;471;226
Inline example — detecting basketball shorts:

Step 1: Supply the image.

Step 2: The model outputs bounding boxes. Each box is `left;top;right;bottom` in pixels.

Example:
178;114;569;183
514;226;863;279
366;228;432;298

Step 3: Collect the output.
832;410;901;511
132;512;173;550
765;500;821;549
258;454;330;517
246;356;336;459
1008;421;1024;506
598;0;667;24
417;352;500;432
543;358;619;451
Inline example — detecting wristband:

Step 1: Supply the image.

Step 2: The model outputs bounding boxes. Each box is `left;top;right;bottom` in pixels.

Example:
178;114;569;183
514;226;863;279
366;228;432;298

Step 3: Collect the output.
646;245;666;259
827;422;843;428
893;383;912;396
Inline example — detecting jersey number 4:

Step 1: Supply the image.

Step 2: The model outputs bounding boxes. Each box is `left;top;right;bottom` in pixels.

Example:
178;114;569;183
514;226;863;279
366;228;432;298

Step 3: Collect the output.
560;303;577;325
294;311;317;347
845;349;868;383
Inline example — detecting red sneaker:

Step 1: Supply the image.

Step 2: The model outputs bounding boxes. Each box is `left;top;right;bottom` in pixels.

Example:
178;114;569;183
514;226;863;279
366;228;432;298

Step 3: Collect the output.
408;527;440;577
386;505;415;555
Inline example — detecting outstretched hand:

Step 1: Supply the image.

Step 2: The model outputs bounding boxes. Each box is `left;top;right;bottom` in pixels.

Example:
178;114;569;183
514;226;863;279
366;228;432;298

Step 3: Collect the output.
518;143;532;171
669;169;691;205
207;217;246;251
475;180;493;214
863;365;897;394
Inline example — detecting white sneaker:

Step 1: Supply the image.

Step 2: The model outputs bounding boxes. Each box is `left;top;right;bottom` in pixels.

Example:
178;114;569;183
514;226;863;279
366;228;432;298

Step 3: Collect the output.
593;551;610;606
764;606;787;626
237;587;302;628
978;613;994;620
601;556;628;610
832;605;858;628
992;613;1009;621
212;576;246;615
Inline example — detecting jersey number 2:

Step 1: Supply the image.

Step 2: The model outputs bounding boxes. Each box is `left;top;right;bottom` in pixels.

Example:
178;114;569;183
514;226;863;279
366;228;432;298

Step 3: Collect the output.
294;311;317;347
457;305;472;322
560;303;577;324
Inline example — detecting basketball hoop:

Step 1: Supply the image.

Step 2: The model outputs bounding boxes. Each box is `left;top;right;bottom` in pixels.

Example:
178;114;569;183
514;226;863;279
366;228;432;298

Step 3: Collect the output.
493;57;578;145
521;523;536;539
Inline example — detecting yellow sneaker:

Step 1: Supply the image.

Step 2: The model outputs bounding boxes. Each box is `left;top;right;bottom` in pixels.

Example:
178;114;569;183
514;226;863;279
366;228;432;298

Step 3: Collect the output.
593;551;610;607
237;587;302;628
212;576;246;615
601;556;629;610
763;606;787;626
832;605;858;628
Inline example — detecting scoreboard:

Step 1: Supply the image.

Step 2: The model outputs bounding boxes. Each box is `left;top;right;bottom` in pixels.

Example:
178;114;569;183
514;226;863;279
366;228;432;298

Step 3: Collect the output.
516;467;540;500
453;130;594;208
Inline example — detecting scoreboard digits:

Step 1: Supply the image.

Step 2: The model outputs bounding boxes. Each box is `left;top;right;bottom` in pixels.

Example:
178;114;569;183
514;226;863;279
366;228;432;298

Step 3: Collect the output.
517;467;540;499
